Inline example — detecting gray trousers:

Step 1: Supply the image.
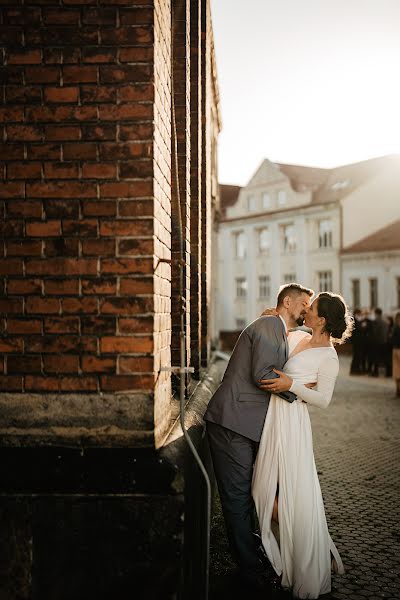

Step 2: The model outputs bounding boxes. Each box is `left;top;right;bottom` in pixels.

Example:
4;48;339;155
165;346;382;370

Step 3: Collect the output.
206;421;262;575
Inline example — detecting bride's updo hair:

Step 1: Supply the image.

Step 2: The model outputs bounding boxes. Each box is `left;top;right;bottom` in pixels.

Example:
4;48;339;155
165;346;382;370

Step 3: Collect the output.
316;292;354;345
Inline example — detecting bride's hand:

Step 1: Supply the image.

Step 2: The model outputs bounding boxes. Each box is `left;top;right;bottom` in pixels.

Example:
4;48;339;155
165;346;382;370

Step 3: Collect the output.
259;368;293;393
260;307;278;317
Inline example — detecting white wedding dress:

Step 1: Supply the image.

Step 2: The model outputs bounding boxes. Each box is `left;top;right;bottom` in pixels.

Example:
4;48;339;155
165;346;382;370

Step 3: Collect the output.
252;330;344;599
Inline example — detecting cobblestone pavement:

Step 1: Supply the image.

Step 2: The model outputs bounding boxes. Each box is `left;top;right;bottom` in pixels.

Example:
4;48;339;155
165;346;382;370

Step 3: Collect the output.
209;355;400;599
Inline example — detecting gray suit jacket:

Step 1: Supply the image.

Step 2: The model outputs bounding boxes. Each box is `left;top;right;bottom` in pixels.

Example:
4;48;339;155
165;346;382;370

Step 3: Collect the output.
204;316;295;442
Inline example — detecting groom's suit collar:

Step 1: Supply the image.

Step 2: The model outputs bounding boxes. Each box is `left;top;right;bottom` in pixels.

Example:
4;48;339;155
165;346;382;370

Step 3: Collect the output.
278;314;288;335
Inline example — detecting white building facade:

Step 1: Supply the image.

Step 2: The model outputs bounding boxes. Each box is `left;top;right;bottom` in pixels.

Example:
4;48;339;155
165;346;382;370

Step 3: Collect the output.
216;155;400;333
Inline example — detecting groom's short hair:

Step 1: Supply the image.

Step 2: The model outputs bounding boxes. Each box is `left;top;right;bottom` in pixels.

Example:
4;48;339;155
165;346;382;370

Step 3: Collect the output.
276;283;314;306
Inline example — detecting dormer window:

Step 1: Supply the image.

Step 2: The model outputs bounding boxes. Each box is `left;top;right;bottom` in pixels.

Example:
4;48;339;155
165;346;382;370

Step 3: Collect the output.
248;195;257;211
278;190;286;206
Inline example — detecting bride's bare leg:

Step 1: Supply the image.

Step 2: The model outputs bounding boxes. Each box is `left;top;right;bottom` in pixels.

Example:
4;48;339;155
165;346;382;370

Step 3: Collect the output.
272;494;279;523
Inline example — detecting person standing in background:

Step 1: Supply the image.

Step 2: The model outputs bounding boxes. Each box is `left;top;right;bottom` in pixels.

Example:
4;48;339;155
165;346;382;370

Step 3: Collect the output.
370;308;388;377
392;313;400;397
350;308;363;374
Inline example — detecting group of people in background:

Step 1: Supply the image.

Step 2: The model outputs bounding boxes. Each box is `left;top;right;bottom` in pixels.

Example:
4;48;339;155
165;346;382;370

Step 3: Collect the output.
350;308;400;397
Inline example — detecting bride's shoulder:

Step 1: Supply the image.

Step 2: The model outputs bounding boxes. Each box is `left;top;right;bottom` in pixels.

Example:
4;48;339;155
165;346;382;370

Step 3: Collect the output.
290;329;311;342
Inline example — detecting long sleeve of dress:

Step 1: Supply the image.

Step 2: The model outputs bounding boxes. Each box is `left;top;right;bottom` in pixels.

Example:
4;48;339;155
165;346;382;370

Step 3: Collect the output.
289;354;339;409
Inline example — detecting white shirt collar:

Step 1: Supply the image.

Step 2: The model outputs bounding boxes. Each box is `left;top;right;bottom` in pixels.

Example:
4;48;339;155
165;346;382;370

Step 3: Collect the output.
278;314;288;334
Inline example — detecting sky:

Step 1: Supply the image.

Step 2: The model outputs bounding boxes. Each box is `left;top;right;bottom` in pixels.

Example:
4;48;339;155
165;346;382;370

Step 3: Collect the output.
210;0;400;186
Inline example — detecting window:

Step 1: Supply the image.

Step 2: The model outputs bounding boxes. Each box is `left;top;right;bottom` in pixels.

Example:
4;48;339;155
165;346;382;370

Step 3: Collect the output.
369;278;378;309
262;192;271;209
281;223;296;252
248;195;257;211
397;277;400;308
352;279;360;310
318;219;333;248
284;273;296;284
236;318;246;329
259;275;270;299
318;271;332;292
278;190;286;206
233;231;246;258
235;277;247;298
258;228;271;254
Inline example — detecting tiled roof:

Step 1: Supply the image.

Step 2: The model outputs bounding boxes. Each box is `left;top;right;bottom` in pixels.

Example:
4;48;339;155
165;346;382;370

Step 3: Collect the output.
341;220;400;254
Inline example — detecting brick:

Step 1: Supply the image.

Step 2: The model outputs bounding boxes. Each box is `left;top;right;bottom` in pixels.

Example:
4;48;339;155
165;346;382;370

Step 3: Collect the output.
7;162;42;179
0;300;23;316
0;107;24;122
26;297;60;315
0;376;23;392
82;356;116;373
6;200;43;218
100;297;153;315
44;200;80;219
44;163;79;179
119;160;153;179
6;124;42;141
26;335;96;354
118;238;153;256
99;65;152;84
82;200;116;217
25;66;60;83
63;143;97;160
119;8;153;25
0;259;23;275
100;374;153;392
0;143;25;160
100;27;153;46
62;219;98;237
118;122;153;140
27;144;61;160
62;297;98;314
99;181;152;198
99;103;153;121
7;279;42;295
43;355;80;373
101;257;153;275
6;240;42;256
0;183;24;198
82;163;117;179
120;277;153;295
7;355;42;373
26;258;98;276
6;86;42;104
7;319;42;334
99;142;152;160
25;376;97;392
81;85;116;104
26;221;61;237
7;49;42;64
81;316;115;335
119;356;153;373
82;47;117;63
63;66;98;83
81;7;117;26
118;316;153;334
44;87;80;103
81;279;117;295
81;239;115;256
45;125;81;141
118;199;153;218
43;8;80;25
44;239;79;256
0;338;24;353
81;124;116;141
44;279;80;295
44;317;79;334
100;220;153;237
27;182;97;199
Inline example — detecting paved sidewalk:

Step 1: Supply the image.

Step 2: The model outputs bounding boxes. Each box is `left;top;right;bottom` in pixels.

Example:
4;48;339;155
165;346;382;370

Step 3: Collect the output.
209;355;400;599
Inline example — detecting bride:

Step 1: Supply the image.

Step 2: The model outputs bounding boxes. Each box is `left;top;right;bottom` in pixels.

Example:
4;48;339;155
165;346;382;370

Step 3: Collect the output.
252;292;353;599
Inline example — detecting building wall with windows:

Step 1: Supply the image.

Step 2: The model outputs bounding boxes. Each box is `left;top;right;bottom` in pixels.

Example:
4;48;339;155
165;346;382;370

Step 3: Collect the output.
341;221;400;315
216;155;400;332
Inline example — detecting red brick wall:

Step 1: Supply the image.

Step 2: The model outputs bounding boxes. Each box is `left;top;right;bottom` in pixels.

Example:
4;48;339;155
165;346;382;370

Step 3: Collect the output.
0;0;220;448
1;2;158;399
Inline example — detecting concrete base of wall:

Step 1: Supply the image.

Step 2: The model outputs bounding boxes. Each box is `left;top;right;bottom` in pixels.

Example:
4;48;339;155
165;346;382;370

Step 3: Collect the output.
0;357;227;600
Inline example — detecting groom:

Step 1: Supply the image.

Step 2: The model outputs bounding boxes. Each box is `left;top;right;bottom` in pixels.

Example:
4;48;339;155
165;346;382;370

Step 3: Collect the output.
204;283;313;589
